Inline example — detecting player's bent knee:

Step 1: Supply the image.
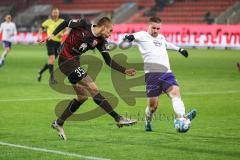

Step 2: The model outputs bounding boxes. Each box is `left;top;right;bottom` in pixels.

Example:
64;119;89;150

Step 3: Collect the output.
170;92;180;98
149;100;158;112
6;48;10;52
150;106;157;113
149;101;158;108
86;83;99;96
168;86;181;98
74;84;90;98
91;86;98;93
48;58;55;64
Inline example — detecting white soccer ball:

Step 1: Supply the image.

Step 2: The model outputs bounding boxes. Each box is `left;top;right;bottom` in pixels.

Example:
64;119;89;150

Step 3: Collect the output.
174;117;191;133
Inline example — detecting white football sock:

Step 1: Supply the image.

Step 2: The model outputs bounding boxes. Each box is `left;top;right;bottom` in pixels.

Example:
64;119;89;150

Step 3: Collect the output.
171;96;185;117
1;50;8;60
145;106;153;122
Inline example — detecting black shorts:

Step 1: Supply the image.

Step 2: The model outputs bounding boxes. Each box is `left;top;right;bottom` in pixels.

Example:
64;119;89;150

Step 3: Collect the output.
46;40;61;57
58;56;87;84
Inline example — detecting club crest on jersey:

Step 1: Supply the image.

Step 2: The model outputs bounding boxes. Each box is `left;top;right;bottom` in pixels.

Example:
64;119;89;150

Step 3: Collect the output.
79;43;88;51
72;43;88;54
153;40;162;47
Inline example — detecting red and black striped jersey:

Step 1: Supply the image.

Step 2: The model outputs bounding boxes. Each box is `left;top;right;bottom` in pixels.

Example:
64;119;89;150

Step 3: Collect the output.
53;19;108;59
52;19;126;74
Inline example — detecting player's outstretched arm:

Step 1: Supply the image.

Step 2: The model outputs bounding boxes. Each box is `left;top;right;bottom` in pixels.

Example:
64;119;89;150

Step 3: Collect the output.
166;41;188;58
100;51;136;76
39;19;88;44
52;19;88;35
39;21;68;44
51;20;69;36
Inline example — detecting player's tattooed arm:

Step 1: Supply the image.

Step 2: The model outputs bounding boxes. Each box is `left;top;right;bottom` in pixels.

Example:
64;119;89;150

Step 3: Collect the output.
98;39;136;76
100;52;136;76
52;20;69;36
101;51;126;73
40;19;87;43
67;19;88;28
51;19;87;36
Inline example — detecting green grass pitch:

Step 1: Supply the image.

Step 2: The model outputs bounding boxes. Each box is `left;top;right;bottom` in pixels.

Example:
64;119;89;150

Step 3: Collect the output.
0;44;240;160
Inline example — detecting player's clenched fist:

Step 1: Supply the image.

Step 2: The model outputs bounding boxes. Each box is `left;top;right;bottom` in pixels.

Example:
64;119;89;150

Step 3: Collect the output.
178;48;188;58
125;68;136;76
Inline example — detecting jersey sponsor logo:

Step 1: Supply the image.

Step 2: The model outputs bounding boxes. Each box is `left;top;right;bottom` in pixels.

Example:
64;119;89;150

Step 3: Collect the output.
6;28;11;32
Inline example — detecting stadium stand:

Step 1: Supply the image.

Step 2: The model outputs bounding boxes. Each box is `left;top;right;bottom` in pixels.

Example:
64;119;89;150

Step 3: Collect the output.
0;0;239;31
228;9;240;23
215;1;240;24
129;0;240;24
37;0;155;13
35;0;155;23
0;6;14;23
112;3;138;23
14;5;52;31
0;0;30;12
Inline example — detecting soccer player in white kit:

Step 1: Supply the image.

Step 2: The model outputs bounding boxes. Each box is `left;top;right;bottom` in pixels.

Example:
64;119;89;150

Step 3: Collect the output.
124;17;196;132
0;14;17;67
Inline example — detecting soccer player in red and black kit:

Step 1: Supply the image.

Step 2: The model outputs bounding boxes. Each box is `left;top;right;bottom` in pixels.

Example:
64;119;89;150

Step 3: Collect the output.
42;17;137;140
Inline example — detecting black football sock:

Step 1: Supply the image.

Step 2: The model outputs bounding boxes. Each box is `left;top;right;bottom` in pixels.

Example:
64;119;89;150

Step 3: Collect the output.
56;99;86;126
39;63;49;74
93;93;121;121
48;64;54;79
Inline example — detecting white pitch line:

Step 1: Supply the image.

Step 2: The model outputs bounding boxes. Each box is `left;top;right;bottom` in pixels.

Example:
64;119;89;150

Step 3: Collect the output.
183;90;240;95
0;90;240;102
0;97;72;102
0;141;110;160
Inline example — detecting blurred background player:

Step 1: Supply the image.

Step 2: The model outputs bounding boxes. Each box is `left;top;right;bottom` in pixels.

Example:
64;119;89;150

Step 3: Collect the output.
42;17;137;140
37;8;64;84
124;17;196;132
0;14;17;67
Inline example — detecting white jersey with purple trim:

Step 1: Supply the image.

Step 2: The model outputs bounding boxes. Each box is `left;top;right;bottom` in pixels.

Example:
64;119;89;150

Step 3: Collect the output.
0;22;17;42
133;31;180;73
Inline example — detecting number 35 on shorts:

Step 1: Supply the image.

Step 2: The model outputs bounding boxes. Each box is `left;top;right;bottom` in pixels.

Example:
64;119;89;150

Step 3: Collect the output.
74;67;86;78
68;67;87;84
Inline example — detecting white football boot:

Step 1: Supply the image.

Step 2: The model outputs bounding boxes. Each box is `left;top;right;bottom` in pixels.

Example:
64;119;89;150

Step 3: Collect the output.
51;121;67;140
